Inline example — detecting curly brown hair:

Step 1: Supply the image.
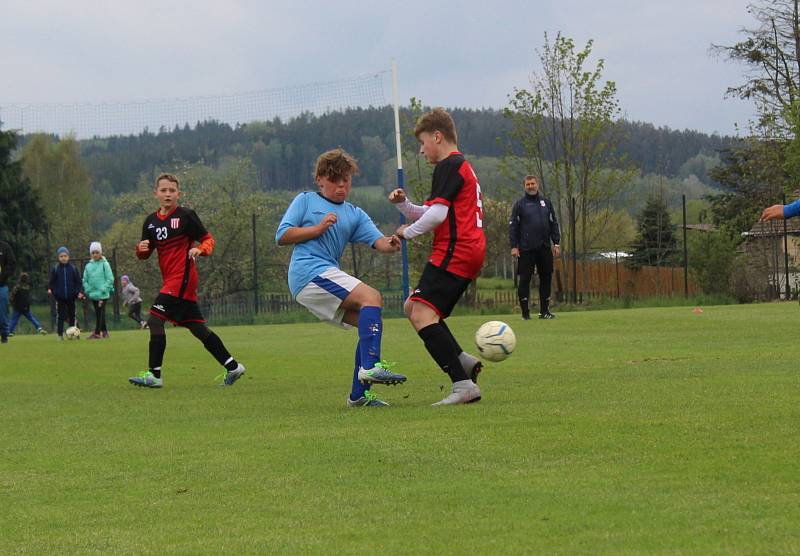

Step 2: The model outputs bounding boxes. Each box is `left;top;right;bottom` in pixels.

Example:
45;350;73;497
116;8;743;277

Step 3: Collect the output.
315;149;360;181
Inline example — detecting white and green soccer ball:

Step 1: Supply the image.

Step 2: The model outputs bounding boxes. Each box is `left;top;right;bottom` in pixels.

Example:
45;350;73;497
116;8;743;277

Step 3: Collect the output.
474;321;516;362
65;326;81;340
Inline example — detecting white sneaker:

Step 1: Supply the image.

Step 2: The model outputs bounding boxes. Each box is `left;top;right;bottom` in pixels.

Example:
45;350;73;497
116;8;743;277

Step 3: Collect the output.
433;379;482;406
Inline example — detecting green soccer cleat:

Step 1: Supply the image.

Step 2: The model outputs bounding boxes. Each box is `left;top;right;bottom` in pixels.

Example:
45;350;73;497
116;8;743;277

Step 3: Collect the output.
347;390;389;407
222;363;246;386
357;361;407;385
129;370;163;388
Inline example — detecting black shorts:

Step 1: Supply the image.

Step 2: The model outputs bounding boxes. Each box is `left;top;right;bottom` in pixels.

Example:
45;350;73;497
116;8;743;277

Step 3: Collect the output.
149;293;205;325
408;262;472;318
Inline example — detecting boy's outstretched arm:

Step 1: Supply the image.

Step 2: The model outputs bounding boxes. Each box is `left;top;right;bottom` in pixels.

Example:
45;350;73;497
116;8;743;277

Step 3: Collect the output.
373;235;402;253
277;212;337;245
762;198;800;221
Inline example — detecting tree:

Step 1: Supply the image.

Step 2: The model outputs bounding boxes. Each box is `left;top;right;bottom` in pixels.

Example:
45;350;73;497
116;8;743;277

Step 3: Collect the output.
0;129;50;292
504;32;635;293
708;138;788;239
709;1;799;256
712;0;800;133
630;192;678;267
688;231;737;296
21;134;92;253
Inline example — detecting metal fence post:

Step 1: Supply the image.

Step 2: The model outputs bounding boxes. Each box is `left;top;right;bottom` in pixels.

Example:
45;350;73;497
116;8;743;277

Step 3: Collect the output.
252;213;259;315
111;248;120;322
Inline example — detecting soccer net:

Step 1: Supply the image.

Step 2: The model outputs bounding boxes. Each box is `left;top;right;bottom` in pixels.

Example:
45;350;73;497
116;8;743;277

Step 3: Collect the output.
0;71;388;139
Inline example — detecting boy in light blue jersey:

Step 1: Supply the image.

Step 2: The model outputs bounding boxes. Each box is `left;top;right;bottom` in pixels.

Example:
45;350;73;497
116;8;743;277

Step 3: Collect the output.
276;149;406;407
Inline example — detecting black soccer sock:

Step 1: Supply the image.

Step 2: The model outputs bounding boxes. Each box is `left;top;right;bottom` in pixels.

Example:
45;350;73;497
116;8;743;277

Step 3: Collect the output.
418;323;468;383
202;331;235;368
148;335;166;374
147;316;166;374
438;319;463;355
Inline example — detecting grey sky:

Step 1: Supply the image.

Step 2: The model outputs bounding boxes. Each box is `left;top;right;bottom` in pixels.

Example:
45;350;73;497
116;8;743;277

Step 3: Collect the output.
1;0;755;136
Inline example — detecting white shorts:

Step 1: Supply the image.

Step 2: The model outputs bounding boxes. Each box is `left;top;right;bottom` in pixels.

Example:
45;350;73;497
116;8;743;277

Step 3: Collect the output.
296;268;361;328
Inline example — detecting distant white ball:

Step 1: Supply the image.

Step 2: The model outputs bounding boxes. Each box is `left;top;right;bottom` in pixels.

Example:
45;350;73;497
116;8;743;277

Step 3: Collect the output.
65;326;81;340
474;321;516;362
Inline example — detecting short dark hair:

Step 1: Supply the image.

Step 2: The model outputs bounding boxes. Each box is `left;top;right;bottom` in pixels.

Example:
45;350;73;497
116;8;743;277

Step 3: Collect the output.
414;107;458;144
524;175;538;182
155;173;180;189
315;149;360;181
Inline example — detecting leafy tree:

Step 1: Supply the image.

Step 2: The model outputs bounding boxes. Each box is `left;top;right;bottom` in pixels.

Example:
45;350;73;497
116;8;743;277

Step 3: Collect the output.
630;192;678;267
21;134;92;252
688;230;737;296
708;138;788;239
481;198;514;278
712;0;800;133
0;129;49;292
503;32;636;292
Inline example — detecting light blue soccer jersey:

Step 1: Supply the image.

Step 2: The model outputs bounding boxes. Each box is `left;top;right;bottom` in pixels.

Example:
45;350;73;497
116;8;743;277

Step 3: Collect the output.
276;191;384;297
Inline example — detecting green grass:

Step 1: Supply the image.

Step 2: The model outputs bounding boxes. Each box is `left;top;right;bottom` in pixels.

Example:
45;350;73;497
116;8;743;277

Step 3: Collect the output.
2;304;799;554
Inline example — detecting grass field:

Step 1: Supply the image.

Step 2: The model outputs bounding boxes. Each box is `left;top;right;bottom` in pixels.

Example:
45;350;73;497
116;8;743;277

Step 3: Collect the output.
2;304;799;554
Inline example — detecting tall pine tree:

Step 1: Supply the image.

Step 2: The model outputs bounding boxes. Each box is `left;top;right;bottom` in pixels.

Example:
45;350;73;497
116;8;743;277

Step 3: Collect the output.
630;193;677;267
0;129;50;291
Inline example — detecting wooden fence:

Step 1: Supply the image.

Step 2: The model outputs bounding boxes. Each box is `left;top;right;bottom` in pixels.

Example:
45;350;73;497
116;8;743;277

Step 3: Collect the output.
551;259;698;300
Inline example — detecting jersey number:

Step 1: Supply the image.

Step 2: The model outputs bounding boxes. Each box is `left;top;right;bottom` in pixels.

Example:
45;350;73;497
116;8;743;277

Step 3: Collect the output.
155;227;168;240
476;183;484;228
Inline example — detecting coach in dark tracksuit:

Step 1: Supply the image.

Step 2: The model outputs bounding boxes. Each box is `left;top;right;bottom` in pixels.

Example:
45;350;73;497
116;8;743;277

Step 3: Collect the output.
509;175;560;320
0;239;16;343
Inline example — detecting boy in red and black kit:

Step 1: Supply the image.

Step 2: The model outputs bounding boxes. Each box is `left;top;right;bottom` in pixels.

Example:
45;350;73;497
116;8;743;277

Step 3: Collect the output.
389;108;486;405
128;173;245;388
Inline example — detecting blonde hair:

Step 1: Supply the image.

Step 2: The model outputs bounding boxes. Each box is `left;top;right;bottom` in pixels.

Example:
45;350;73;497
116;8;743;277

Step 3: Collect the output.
414;107;458;144
155;173;180;189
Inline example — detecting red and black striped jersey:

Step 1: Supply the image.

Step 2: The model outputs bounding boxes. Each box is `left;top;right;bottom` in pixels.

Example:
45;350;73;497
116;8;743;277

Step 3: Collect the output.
424;152;486;279
140;206;210;301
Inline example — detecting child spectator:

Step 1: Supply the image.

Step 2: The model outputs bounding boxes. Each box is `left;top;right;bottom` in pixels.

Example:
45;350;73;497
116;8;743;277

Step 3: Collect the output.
120;275;147;329
82;241;114;339
48;247;83;340
9;272;47;335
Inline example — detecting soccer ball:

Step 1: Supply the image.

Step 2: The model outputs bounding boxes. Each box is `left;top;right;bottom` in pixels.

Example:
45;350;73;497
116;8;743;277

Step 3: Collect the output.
65;326;81;340
475;321;516;362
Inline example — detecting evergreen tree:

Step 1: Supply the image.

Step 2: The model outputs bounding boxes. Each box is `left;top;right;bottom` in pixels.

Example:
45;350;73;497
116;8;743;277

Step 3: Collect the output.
0;129;50;292
630;193;678;267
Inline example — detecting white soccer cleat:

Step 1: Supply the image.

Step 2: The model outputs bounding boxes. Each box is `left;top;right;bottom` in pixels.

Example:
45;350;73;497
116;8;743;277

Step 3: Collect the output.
433;379;482;406
459;352;482;383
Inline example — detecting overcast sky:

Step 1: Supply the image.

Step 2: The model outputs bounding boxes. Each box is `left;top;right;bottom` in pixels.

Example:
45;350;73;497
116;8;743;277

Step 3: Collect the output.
1;0;756;136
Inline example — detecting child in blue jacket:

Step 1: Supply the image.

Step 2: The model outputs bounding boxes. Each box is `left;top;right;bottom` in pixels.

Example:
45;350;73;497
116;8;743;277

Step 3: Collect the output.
48;247;84;340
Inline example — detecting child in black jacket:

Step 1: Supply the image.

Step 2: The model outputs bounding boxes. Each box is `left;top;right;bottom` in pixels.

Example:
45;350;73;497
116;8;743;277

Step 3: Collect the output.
10;273;47;335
